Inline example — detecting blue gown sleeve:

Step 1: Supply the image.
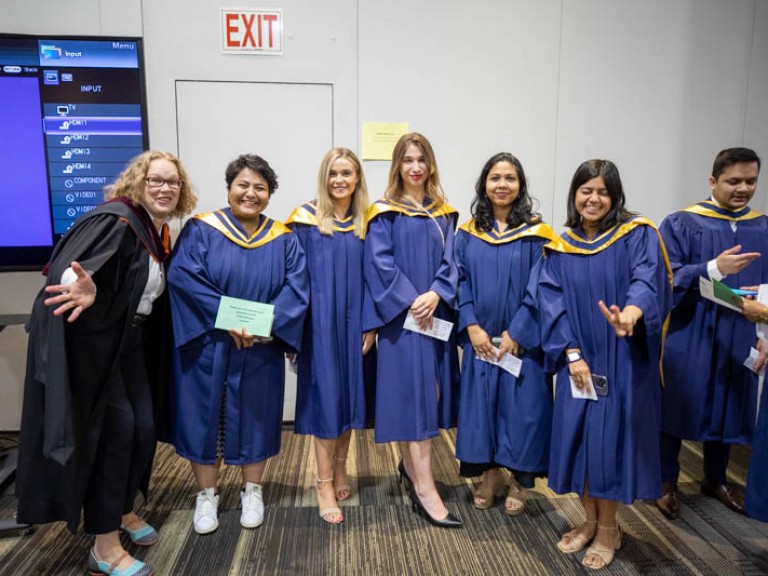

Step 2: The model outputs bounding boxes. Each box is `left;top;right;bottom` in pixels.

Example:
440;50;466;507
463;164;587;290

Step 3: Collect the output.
625;226;672;337
507;240;544;351
659;214;708;307
270;232;310;352
363;214;420;330
167;220;226;348
539;250;579;368
455;230;479;333
429;213;459;309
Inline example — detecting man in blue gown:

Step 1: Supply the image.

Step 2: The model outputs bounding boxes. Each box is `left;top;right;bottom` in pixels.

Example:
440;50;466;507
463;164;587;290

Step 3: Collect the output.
657;147;767;518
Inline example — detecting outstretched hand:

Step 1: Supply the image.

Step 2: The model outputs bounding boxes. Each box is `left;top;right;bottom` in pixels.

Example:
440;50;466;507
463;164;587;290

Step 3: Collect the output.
598;301;643;337
43;261;97;323
716;245;760;276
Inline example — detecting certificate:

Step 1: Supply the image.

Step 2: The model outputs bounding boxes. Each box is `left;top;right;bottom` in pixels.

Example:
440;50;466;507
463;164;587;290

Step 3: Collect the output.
476;347;523;377
403;311;453;342
214;295;274;337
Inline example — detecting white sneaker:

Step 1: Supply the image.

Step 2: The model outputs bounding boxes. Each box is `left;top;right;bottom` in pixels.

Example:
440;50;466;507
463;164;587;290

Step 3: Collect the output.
194;487;219;534
240;482;264;528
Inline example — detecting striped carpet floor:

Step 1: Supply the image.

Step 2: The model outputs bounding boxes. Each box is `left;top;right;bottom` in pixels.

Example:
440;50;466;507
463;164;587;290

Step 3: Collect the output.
1;429;767;575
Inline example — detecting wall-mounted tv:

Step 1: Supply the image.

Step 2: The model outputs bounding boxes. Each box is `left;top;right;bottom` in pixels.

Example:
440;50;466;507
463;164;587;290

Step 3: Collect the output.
0;33;149;271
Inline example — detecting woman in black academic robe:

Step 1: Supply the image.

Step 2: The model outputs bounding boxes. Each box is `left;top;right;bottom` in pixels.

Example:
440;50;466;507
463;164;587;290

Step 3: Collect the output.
15;150;196;576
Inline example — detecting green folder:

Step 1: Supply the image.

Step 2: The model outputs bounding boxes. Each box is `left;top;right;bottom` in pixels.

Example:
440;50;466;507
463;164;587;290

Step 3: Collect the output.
711;278;744;310
214;295;274;337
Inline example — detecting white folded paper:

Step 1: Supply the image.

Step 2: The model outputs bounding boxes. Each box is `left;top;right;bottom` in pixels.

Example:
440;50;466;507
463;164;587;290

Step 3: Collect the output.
403;311;453;342
569;375;598;401
476;347;523;377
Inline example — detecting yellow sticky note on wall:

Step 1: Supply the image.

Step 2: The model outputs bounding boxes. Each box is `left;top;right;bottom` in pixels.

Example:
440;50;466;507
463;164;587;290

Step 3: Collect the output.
362;122;409;161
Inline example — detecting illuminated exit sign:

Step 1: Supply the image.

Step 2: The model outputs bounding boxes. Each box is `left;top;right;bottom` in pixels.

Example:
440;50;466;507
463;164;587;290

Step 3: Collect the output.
221;8;283;55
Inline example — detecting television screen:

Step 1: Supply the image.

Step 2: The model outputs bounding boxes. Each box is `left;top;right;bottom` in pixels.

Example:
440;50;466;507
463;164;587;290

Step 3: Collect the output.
0;33;149;271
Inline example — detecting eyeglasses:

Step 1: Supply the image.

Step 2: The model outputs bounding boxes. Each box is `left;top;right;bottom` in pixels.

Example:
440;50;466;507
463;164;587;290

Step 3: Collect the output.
145;177;183;190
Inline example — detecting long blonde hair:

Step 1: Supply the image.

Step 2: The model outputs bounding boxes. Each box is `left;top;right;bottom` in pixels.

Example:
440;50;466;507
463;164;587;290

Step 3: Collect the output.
384;133;446;206
104;150;197;217
316;148;368;238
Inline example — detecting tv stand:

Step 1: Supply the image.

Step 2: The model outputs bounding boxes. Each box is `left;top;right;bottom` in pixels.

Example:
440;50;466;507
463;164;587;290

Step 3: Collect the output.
0;314;32;536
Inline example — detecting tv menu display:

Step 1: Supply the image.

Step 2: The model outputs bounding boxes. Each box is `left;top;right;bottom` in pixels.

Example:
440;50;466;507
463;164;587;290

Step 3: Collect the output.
0;34;148;271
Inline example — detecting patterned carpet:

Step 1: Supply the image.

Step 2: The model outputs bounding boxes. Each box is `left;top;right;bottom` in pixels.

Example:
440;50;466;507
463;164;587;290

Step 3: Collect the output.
1;430;767;575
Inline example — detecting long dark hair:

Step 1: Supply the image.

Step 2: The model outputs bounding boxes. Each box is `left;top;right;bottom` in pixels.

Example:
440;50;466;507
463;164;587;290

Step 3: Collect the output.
471;152;540;231
564;159;635;233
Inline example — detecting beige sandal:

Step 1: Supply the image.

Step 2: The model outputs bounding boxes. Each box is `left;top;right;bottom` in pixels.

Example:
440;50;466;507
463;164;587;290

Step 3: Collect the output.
556;520;596;554
582;524;622;570
473;471;504;510
504;480;528;516
334;456;351;501
316;477;343;524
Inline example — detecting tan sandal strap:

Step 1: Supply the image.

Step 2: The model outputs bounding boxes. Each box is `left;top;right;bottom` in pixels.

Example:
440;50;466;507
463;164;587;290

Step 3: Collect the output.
108;551;130;573
316;477;334;484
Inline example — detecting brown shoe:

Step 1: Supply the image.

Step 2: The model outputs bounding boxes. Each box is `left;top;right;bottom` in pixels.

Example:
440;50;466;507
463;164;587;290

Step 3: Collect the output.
700;479;745;515
655;481;680;519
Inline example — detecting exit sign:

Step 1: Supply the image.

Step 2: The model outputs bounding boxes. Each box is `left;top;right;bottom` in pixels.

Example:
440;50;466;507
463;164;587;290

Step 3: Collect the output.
221;8;283;55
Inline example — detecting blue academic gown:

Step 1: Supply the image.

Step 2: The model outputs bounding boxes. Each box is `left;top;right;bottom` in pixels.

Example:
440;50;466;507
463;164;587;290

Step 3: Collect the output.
660;201;768;443
286;201;376;438
539;218;672;503
168;209;309;465
745;383;768;521
363;198;460;443
454;219;557;474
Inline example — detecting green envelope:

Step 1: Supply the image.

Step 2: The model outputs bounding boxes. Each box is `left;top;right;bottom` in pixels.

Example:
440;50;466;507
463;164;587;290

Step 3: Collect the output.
214;295;274;337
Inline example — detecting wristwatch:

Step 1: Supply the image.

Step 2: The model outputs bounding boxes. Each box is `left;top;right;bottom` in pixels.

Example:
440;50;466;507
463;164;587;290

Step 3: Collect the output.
566;350;583;363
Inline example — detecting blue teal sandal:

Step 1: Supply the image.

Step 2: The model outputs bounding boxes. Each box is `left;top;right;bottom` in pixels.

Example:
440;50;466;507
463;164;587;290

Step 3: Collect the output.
88;549;154;576
119;523;159;546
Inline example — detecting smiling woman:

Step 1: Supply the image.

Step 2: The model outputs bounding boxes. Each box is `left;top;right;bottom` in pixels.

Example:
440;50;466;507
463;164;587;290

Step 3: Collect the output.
168;153;309;537
540;159;672;570
285;147;376;525
15;150;197;576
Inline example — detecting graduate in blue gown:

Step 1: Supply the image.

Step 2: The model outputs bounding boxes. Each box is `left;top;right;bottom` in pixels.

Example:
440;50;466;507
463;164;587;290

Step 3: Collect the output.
454;153;558;516
539;160;672;571
740;297;768;522
656;148;768;518
363;133;462;528
168;154;309;535
285;147;376;525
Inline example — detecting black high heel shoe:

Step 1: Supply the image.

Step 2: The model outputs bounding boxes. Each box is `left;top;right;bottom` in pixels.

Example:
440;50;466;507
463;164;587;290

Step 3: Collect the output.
406;483;463;528
398;459;413;488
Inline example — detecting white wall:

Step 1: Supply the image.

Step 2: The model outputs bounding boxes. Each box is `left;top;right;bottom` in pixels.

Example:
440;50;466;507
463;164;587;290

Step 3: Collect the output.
1;0;767;428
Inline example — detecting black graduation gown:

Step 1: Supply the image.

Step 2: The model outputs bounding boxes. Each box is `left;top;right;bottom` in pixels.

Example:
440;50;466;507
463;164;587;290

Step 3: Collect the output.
15;201;172;533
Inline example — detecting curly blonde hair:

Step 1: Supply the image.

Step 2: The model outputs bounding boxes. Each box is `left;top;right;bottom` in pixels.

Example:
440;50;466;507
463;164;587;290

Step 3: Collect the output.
104;150;197;217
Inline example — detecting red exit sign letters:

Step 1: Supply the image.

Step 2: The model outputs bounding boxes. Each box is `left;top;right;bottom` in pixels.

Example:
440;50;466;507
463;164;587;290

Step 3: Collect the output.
221;8;283;55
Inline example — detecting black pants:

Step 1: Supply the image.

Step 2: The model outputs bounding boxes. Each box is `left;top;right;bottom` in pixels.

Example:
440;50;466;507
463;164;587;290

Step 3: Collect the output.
459;461;541;489
660;431;731;486
81;324;155;534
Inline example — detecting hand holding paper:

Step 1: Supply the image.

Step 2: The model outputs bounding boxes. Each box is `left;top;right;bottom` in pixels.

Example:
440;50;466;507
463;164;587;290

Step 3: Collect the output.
403;311;453;341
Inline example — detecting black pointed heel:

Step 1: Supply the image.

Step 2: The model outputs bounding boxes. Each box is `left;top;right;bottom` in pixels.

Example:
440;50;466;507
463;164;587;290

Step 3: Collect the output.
407;484;463;528
398;459;413;488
